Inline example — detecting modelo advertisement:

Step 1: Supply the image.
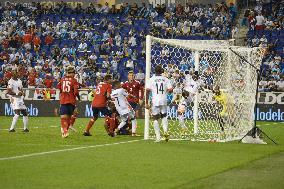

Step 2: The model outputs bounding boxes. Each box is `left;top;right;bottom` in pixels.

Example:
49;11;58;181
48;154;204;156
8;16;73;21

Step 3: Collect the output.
0;99;284;122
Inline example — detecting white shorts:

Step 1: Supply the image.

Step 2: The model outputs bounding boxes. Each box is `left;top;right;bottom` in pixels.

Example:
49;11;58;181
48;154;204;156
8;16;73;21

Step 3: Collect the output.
120;110;135;122
11;97;26;110
151;105;167;116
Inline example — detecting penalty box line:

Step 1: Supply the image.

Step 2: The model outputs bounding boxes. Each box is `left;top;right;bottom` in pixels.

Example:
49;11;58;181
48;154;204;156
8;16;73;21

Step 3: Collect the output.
0;139;143;161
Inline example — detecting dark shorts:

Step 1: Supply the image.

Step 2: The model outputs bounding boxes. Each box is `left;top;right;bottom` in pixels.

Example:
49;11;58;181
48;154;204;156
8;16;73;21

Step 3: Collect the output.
60;104;75;116
92;107;111;118
129;102;138;110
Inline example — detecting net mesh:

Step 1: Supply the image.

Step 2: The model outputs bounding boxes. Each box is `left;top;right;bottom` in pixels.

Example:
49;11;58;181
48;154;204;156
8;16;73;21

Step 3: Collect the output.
146;37;264;141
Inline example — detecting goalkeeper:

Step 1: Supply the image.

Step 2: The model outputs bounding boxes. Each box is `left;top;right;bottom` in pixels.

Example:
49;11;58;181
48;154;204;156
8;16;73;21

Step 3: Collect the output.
212;86;234;132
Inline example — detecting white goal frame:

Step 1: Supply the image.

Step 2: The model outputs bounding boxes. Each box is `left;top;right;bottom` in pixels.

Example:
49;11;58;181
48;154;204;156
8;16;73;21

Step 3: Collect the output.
144;35;264;141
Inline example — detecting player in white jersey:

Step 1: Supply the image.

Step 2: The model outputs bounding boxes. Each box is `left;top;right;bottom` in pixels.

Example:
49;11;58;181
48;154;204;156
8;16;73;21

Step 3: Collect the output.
145;65;173;142
178;72;200;131
111;81;138;136
7;71;29;132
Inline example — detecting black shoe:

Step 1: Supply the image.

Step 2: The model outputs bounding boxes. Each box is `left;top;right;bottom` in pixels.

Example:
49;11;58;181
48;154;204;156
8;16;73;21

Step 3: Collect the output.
9;129;15;132
23;129;29;133
83;131;92;136
108;132;115;137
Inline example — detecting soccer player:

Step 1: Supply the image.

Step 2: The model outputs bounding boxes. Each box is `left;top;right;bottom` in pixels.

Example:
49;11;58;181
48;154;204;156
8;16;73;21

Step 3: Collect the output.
122;70;144;116
145;65;173;142
83;74;112;136
57;66;80;138
212;85;230;132
111;81;138;136
178;72;200;132
7;71;29;132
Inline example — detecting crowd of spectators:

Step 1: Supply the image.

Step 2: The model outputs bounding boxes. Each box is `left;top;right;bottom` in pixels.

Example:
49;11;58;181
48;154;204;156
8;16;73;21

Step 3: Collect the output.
0;1;236;89
243;0;284;91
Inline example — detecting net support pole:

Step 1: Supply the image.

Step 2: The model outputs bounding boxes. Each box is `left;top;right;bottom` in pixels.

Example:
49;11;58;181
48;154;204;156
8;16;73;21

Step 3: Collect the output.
144;35;151;140
193;51;200;134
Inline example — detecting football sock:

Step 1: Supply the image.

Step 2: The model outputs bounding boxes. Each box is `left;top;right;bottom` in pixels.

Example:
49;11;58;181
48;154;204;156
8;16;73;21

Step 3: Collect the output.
118;120;126;130
178;114;186;129
85;119;95;132
66;117;70;131
161;117;168;133
69;115;76;128
218;116;225;131
61;118;69;133
10;114;20;130
153;120;161;140
23;116;28;130
131;119;137;133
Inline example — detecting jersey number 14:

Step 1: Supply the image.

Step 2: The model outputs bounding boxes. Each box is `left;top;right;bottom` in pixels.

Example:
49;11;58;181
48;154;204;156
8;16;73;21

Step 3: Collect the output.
156;83;164;94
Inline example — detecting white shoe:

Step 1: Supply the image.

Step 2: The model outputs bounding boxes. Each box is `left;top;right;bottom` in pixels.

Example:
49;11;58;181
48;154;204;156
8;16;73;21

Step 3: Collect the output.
69;126;77;132
62;132;69;138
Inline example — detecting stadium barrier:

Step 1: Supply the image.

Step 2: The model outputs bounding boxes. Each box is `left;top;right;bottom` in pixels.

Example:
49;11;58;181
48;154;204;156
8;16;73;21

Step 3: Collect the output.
0;88;284;121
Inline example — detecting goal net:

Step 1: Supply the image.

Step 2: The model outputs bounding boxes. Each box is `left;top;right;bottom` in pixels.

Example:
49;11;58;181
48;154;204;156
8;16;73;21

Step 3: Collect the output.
144;35;265;142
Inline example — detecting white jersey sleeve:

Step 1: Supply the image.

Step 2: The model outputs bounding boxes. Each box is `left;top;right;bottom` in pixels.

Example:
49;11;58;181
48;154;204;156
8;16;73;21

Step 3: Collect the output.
148;75;172;106
111;88;132;115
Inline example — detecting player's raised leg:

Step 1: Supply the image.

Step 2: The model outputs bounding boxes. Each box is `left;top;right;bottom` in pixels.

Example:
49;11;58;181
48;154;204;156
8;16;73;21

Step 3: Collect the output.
69;107;78;132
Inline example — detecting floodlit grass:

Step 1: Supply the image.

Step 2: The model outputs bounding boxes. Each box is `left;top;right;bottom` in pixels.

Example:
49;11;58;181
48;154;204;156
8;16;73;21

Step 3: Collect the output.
0;116;283;189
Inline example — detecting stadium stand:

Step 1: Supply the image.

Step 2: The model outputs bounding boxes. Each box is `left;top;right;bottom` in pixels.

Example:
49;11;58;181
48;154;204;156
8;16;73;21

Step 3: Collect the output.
244;0;284;92
0;1;236;89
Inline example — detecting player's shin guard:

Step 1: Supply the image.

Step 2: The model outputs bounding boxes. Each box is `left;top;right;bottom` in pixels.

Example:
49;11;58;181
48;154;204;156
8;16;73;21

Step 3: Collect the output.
178;114;186;129
153;120;161;140
10;114;20;130
23;116;28;130
131;119;137;134
161;117;168;133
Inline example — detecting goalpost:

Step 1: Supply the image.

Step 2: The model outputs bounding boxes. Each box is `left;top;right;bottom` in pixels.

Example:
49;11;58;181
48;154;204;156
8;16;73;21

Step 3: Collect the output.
144;35;265;142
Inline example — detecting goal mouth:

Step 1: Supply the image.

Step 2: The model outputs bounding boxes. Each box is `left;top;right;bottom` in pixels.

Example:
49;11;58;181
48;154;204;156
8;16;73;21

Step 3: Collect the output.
144;35;265;142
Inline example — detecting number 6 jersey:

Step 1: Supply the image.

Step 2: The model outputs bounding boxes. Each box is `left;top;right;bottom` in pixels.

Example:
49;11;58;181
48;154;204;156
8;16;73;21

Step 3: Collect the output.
57;76;79;105
146;75;172;106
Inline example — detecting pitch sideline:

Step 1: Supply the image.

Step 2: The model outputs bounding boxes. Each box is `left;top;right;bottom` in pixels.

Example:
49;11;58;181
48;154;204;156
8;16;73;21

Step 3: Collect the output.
0;139;143;161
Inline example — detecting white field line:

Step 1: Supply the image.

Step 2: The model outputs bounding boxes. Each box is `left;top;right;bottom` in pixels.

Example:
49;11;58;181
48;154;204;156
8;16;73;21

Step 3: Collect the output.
0;139;143;161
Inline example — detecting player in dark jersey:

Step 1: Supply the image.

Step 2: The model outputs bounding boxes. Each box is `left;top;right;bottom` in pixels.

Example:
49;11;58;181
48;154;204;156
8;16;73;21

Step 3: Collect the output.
83;74;112;136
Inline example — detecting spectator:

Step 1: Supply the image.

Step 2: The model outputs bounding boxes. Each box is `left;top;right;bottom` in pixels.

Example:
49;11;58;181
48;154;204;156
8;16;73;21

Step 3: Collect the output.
78;40;87;51
125;58;134;70
135;69;145;83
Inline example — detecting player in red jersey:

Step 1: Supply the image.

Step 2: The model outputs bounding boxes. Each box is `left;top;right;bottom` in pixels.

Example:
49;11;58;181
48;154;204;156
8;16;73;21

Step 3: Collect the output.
83;74;112;136
57;66;80;138
121;71;143;135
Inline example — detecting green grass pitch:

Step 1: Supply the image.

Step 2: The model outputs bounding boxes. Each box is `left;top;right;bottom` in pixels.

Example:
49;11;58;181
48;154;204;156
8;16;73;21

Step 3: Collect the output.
0;116;284;189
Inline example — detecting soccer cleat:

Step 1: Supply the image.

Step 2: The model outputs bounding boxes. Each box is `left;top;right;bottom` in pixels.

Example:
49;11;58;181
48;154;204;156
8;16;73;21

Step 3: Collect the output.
108;132;115;137
83;131;92;136
164;133;169;142
131;133;141;137
23;129;29;133
69;126;77;132
9;129;15;132
62;132;69;138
